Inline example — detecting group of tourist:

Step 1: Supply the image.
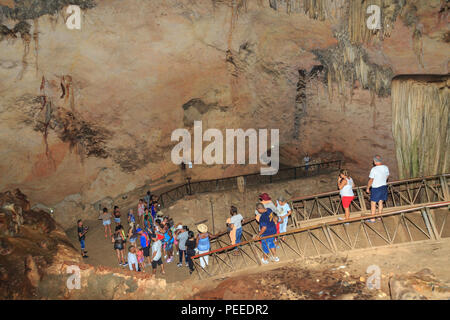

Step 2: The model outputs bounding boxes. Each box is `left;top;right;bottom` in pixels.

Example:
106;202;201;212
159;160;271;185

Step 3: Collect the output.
86;191;220;277
77;154;390;271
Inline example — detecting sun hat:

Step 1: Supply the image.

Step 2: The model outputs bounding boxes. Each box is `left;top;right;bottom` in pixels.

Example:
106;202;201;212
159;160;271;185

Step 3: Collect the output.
197;224;208;233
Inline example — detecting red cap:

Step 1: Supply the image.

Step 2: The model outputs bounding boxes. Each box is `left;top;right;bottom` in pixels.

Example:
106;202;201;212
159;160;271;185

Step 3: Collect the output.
259;193;271;201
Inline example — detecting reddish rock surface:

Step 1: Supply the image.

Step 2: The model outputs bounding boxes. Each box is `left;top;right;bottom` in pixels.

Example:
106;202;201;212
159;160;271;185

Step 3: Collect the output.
0;0;448;228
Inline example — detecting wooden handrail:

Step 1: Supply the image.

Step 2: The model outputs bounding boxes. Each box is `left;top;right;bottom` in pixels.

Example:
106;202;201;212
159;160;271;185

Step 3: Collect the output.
191;200;450;259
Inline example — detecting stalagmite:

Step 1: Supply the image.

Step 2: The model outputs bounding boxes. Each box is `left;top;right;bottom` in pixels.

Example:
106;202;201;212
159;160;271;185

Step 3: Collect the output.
392;75;450;179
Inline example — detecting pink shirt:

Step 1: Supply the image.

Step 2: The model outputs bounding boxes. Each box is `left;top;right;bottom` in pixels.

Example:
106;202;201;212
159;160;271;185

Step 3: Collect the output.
137;250;144;263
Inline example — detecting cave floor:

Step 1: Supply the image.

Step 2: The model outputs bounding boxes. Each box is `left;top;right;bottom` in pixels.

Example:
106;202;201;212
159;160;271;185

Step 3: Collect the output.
66;214;450;297
191;238;450;300
65;218;191;283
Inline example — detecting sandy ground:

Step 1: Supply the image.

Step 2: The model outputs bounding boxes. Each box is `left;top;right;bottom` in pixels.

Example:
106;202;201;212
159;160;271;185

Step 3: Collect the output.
66;218;191;283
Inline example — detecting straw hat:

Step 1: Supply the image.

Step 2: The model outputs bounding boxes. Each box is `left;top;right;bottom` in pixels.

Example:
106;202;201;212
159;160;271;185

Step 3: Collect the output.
197;224;208;233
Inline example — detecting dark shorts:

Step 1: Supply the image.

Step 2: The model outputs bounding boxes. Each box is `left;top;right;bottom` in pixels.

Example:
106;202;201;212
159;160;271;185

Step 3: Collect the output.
151;258;162;269
371;185;388;202
80;239;85;250
143;246;150;257
114;243;123;250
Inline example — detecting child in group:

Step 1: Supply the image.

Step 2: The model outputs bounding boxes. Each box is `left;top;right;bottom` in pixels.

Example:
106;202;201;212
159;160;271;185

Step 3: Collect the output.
136;246;145;271
137;199;145;227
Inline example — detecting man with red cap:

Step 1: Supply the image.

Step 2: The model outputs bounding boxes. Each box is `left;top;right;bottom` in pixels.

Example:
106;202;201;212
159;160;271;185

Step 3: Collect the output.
255;193;279;222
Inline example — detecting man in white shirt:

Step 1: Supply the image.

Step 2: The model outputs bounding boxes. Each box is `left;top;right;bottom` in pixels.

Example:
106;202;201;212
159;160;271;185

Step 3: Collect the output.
151;234;165;276
366;155;390;221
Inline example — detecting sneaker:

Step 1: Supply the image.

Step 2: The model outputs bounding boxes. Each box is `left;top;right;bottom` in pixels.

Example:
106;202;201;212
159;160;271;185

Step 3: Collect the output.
164;255;167;259
167;257;172;263
82;255;89;258
338;217;344;221
273;256;280;262
261;258;269;264
185;263;189;267
177;263;182;267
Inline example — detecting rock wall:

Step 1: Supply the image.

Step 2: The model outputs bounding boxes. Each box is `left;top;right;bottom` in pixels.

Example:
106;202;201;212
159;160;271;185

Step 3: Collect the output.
0;189;81;299
0;0;448;228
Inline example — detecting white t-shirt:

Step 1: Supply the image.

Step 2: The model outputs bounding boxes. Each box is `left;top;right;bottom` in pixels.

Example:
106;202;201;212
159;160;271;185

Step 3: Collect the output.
230;214;244;229
128;252;138;271
151;240;162;261
276;201;291;217
369;165;390;188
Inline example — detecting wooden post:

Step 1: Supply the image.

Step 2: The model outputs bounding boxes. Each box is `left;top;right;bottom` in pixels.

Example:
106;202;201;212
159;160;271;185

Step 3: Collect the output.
210;198;215;234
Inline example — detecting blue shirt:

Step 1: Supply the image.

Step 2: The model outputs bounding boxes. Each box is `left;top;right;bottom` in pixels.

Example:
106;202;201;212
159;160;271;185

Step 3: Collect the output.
128;212;135;223
259;208;277;237
197;235;210;251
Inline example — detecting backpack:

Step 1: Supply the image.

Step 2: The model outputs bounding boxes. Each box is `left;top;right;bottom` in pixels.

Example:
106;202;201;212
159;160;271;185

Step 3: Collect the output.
141;231;150;247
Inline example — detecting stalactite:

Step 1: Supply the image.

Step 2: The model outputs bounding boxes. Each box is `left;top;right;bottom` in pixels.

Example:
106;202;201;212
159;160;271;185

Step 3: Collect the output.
348;0;402;45
392;75;450;179
412;25;424;68
293;66;325;138
269;0;346;21
293;69;306;139
314;27;393;106
13;21;31;80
